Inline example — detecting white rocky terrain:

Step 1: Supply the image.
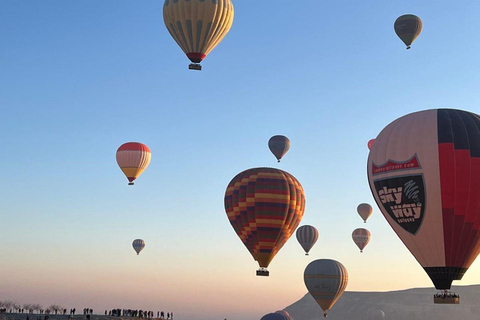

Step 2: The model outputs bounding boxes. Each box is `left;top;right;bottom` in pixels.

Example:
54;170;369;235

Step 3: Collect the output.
284;285;480;320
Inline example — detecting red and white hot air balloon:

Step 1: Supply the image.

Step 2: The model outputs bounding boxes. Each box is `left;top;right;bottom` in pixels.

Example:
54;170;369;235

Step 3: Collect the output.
368;108;480;303
116;142;151;185
367;139;375;150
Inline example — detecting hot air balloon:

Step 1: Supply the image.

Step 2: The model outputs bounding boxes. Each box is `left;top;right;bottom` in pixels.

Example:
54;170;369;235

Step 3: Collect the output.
352;228;371;253
296;225;319;255
369;309;385;320
132;239;145;255
116;142;151;185
304;259;348;318
224;167;305;276
367;139;375;150
394;14;423;49
163;0;234;70
367;108;480;304
268;135;291;162
357;203;373;223
260;311;293;320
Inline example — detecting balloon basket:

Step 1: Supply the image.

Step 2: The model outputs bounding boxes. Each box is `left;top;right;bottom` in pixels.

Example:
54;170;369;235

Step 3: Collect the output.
434;292;459;304
256;269;269;277
189;63;202;71
128;182;134;185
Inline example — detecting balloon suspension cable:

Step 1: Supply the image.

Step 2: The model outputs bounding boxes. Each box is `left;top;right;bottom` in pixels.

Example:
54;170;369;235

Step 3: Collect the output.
129;182;134;186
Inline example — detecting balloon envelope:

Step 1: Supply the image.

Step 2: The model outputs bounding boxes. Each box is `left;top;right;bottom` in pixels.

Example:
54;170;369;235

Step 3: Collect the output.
394;14;423;49
224;167;305;273
296;225;319;255
357;203;373;223
116;142;151;185
260;312;293;320
368;108;480;290
268;135;291;162
352;228;371;252
304;259;348;317
163;0;234;66
132;239;145;255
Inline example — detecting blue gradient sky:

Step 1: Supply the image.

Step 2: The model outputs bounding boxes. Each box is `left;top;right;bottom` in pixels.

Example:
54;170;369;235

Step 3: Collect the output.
2;1;480;319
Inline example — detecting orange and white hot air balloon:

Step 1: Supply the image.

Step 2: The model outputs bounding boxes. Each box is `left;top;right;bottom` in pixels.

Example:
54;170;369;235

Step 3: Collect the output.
116;142;151;185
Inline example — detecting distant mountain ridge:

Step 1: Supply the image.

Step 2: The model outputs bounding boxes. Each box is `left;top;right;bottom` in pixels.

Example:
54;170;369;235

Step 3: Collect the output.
284;285;480;320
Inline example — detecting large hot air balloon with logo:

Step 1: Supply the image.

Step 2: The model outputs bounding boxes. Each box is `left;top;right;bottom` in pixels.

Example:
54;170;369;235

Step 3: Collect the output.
394;14;423;49
224;167;305;276
367;108;480;304
357;203;373;223
268;135;291;162
116;142;151;185
304;259;348;318
132;239;145;255
163;0;234;70
352;228;371;253
296;225;319;255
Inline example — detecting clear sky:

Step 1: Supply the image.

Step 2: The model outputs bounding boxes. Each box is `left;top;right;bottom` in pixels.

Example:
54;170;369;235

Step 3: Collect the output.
1;1;480;320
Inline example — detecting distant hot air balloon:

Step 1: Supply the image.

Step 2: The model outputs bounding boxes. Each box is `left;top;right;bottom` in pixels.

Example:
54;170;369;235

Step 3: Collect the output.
116;142;151;185
224;167;305;276
367;139;375;150
394;14;423;49
163;0;234;70
368;108;480;303
352;228;371;253
260;311;293;320
304;259;348;318
132;239;145;255
369;309;385;320
268;135;291;162
357;203;373;223
296;225;319;255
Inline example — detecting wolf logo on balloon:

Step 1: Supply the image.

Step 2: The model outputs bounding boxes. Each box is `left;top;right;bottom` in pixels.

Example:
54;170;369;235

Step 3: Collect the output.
372;156;426;235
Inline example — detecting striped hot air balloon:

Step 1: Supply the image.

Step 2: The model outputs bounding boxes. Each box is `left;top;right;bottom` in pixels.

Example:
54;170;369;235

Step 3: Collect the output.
163;0;234;70
116;142;151;185
394;14;423;49
268;135;291;162
304;259;348;318
224;167;306;276
352;228;371;253
132;239;145;255
357;203;373;223
367;109;480;301
296;225;319;255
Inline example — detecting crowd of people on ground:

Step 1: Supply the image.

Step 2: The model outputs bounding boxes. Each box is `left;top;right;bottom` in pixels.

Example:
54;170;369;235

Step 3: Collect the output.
106;309;173;319
1;307;174;320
